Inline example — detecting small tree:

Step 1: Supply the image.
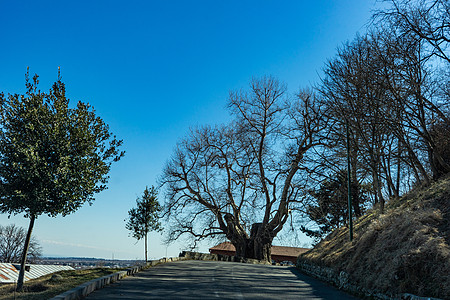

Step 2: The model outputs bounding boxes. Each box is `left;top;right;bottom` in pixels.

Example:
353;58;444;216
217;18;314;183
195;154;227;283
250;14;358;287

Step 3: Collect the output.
0;224;42;263
125;186;162;262
0;69;124;290
301;170;370;242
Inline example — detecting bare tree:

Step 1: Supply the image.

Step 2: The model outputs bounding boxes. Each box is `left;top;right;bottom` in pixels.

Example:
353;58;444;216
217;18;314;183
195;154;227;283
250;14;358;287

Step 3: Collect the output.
295;0;450;241
0;224;42;263
319;34;394;212
379;0;450;64
161;77;326;262
319;23;450;214
372;10;450;180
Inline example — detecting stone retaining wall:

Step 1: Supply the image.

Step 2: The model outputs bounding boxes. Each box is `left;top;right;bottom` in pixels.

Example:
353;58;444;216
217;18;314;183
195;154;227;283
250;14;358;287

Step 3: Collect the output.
296;259;443;300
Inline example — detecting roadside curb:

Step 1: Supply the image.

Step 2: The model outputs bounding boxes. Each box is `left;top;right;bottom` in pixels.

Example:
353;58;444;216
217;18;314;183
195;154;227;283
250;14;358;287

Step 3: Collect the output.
50;257;185;300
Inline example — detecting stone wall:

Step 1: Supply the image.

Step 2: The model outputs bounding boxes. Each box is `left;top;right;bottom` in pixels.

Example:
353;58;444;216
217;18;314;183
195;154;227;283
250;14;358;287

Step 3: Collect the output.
179;251;271;265
296;259;443;300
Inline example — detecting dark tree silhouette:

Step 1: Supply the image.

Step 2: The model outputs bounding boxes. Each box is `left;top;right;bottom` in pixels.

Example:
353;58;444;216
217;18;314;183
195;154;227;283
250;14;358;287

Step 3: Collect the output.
0;224;42;263
161;77;326;262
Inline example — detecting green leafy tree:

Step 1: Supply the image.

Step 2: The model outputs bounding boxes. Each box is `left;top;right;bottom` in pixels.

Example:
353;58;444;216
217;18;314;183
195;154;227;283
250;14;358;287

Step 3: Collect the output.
125;186;162;262
301;170;370;242
0;69;124;290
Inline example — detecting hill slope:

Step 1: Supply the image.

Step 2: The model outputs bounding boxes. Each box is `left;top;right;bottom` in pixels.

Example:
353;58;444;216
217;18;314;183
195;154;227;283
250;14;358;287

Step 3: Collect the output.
298;174;450;299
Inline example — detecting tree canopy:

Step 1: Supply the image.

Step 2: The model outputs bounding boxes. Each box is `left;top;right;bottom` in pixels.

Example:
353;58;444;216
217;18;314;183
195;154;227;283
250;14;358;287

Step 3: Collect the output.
0;71;124;218
0;69;124;289
301;170;371;242
125;186;162;262
302;0;450;233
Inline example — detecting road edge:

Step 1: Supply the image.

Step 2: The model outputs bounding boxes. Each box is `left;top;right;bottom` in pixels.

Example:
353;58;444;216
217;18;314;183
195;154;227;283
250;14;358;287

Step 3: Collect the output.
50;257;186;300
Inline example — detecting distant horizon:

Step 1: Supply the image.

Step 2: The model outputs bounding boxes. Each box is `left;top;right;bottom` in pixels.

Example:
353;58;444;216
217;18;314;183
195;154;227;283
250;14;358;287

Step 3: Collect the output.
39;255;145;261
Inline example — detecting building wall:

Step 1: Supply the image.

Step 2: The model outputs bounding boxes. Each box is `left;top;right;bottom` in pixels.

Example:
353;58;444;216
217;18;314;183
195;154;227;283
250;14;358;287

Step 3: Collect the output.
209;250;235;256
210;250;297;263
271;255;297;263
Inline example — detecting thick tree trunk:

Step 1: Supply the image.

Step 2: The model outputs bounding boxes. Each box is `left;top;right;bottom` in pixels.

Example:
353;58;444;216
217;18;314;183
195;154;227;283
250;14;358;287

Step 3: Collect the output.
232;223;273;263
223;213;274;263
430;150;450;179
250;223;273;262
233;238;250;258
233;239;272;262
251;239;272;262
17;215;35;291
352;190;362;218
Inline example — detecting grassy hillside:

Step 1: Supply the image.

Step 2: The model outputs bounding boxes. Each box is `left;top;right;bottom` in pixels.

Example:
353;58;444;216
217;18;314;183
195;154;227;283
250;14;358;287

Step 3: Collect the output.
299;174;450;299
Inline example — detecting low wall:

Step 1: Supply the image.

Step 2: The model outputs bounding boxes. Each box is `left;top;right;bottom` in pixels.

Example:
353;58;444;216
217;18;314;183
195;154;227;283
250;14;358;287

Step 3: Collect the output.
179;251;271;265
296;259;443;300
50;257;186;300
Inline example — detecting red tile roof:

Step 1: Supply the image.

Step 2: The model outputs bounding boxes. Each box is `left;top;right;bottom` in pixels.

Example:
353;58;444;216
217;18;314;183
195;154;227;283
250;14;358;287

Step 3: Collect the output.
271;245;309;257
210;242;236;252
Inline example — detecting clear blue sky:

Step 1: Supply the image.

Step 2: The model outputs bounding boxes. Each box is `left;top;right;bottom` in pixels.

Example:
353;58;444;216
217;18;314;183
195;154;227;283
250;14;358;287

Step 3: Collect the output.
0;0;378;260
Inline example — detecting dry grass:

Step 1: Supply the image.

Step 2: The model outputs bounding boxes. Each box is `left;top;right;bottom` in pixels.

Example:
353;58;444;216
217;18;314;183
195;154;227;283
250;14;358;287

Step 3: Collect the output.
300;174;450;299
0;268;122;300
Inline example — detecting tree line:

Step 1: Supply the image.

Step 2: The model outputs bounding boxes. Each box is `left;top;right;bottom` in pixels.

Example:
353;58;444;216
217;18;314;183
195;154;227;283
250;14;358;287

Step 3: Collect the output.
160;0;450;260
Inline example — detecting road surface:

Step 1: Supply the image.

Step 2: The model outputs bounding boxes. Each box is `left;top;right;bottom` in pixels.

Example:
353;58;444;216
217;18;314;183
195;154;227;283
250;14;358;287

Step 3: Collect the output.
86;260;359;299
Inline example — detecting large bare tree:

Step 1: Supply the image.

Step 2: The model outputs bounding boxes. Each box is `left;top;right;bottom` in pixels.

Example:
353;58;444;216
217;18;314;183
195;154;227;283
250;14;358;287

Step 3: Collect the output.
377;0;450;180
161;77;326;262
319;24;450;215
319;34;394;212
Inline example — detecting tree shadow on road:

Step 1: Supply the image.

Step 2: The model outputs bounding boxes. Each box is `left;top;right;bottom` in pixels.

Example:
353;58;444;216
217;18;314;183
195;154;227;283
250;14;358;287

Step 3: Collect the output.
287;267;360;299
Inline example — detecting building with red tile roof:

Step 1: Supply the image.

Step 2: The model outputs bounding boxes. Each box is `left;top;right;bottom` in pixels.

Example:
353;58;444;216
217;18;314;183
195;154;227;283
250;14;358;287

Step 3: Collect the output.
209;242;310;263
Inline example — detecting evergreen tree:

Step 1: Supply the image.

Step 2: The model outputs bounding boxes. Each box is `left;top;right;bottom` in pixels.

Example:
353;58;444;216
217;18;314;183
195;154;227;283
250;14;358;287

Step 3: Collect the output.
125;186;162;262
0;69;124;290
301;170;370;242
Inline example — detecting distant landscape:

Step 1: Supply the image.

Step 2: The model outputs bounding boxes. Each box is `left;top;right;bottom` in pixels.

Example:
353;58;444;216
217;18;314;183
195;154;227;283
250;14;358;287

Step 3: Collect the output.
37;257;140;269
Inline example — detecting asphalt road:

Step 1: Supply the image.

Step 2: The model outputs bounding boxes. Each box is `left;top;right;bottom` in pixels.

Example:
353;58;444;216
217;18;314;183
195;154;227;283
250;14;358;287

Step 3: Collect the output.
86;260;359;299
